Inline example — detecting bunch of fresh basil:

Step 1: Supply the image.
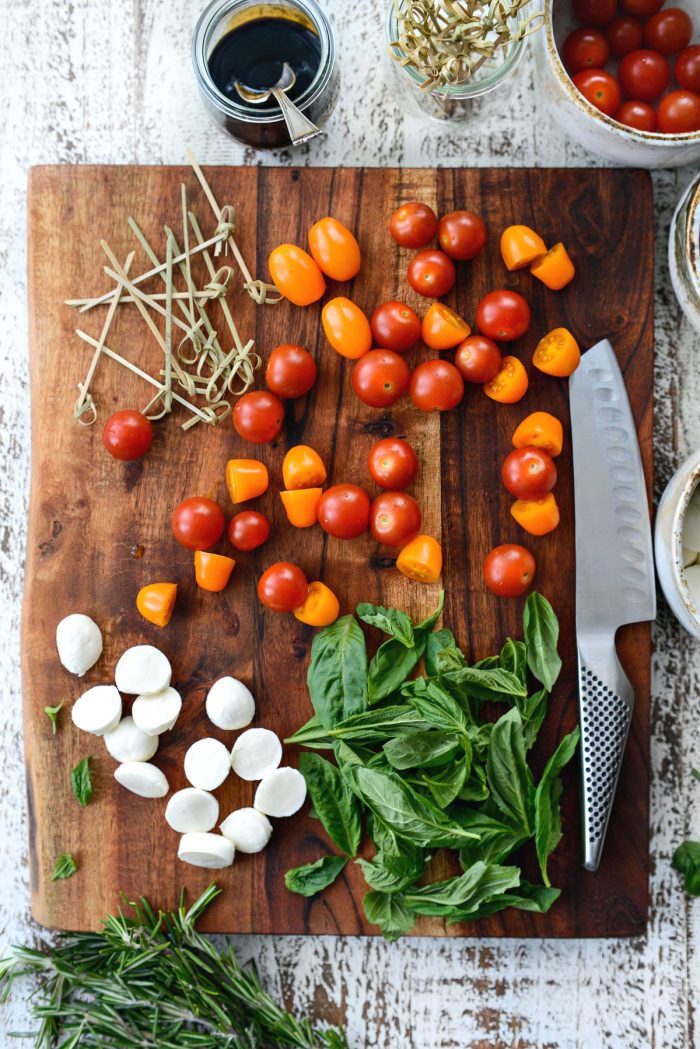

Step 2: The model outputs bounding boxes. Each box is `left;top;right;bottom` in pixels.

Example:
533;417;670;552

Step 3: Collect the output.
284;592;579;941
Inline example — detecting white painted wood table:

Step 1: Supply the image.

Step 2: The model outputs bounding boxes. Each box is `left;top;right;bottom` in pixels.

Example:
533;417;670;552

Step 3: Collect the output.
1;2;699;1045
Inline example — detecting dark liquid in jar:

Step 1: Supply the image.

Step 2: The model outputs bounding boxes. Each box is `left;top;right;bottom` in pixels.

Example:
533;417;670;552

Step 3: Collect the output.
208;16;321;110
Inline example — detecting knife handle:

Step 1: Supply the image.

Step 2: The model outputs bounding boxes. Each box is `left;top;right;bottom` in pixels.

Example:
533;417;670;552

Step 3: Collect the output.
577;638;635;872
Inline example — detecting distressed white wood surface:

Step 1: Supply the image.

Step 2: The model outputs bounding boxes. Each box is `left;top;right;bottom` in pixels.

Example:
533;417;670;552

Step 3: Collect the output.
1;1;699;1045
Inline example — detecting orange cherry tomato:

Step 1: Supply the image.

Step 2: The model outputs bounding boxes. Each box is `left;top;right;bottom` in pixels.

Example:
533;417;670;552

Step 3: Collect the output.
194;551;236;592
483;356;529;404
268;244;326;306
280;487;323;528
396;534;443;584
282;445;327;490
530;243;575;290
226;459;269;504
308;217;361;282
512;412;564;457
533;328;581;378
293;581;340;627
136;582;177;628
322;297;372;359
421;303;471;350
500;225;547;271
511;492;560;536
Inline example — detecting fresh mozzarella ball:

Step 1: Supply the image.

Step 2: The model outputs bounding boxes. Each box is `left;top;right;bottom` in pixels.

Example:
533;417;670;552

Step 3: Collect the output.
206;677;255;731
254;767;307;817
230;728;282;781
165;788;219;833
184;738;231;790
71;684;122;735
683;545;699;568
177;832;235;869
684;496;700;552
114;761;169;798
56;614;103;676
104;716;159;763
132;687;182;736
115;645;171;696
220;807;272;853
685;563;700;608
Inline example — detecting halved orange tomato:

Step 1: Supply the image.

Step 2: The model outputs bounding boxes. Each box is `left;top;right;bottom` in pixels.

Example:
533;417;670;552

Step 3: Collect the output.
282;445;327;490
396;534;443;583
136;582;177;627
511;492;560;536
421;303;471;350
533;328;581;378
225;459;269;504
483;356;529;404
512;411;564;457
500;225;547;271
194;551;236;592
280;488;323;528
530;243;575;290
293;581;340;626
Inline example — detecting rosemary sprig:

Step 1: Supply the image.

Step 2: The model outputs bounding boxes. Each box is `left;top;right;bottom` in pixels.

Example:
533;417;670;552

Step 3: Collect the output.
0;884;348;1049
50;853;77;881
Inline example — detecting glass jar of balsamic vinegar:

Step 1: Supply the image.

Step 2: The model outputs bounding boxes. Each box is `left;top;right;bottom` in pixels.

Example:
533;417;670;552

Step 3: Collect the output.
192;0;338;149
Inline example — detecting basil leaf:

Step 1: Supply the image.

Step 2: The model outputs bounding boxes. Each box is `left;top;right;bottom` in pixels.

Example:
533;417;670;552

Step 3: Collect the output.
367;634;427;705
500;639;527;684
672;842;700;896
356;847;426;894
486;708;534;834
692;767;700;784
444;665;527;702
307;616;368;729
414;758;468;808
300;753;362;857
44;700;64;735
517;689;549;751
285;855;347;897
405;862;520;917
50;853;77;881
534;727;580;886
285;714;334;749
328;705;428;744
415;591;445;632
523;593;562;693
473;655;500;670
356;603;414;647
70;757;93;807
363;890;415;941
383;729;459;771
457;763;489;803
456;810;529;866
425;629;464;677
405;680;469;739
447;882;561;923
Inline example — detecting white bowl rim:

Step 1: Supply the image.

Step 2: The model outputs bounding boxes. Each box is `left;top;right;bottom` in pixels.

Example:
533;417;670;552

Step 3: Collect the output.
669;458;700;624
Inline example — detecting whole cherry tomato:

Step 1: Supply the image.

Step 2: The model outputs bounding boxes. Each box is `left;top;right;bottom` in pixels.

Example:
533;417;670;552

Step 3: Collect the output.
257;562;308;612
322;297;372;359
409;360;464;411
676;46;700;92
658;89;700;133
644;8;692;55
606;15;643;57
562;28;610;73
102;410;153;461
573;0;617;25
618;50;670;101
317;484;371;539
228;510;270;551
265;344;317;399
483;545;536;598
437;210;487;261
615;100;658;131
389;201;438;248
475;290;531;342
407;249;456;298
268;244;325;306
421;303;471;350
454;335;502;383
370;491;422;547
573;68;622;116
367;437;419;490
351;349;411;408
370;301;421;353
501;447;558;500
172;497;225;551
233;391;284;444
307;217;361;281
620;0;663;14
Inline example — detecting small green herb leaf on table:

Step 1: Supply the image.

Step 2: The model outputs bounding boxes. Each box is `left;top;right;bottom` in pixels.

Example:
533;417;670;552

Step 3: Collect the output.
285;855;348;897
70;756;93;807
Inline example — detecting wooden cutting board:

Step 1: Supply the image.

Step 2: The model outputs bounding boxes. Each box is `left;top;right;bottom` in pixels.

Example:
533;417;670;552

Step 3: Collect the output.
24;165;653;937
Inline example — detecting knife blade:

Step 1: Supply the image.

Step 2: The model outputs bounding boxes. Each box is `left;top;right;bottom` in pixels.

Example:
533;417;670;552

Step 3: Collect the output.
569;339;655;872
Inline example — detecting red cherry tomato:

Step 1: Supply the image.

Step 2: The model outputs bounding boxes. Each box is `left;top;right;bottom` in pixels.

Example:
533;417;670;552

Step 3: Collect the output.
618;50;670;101
676;46;700;92
573;0;617;24
265;344;316;399
390;201;438;249
407;250;456;298
101;410;153;461
370;301;421;353
228;510;270;551
233;391;284;444
644;8;693;55
483;544;536;598
370;491;422;547
501;447;558;500
615;99;658;131
171;497;225;551
454;335;502;384
475;290;531;343
573;68;622;116
620;0;663;14
562;28;610;73
658;89;700;133
257;562;308;612
606;16;643;57
437;210;487;261
367;437;419;490
317;484;371;539
409;360;464;411
351;349;410;408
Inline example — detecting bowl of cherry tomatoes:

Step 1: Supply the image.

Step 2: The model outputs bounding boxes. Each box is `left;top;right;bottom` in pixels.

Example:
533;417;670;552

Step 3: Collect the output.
536;0;700;167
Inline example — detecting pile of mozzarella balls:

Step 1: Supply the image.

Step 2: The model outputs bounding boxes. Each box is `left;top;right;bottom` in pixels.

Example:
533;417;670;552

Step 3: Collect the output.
56;613;307;869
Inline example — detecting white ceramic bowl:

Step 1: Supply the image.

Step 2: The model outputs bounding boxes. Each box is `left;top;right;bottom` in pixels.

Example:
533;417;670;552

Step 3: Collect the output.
669;172;700;335
655;451;700;639
535;0;700;169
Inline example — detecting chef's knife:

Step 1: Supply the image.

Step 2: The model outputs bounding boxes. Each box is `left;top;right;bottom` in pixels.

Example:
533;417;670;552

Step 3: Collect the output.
569;339;655;872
